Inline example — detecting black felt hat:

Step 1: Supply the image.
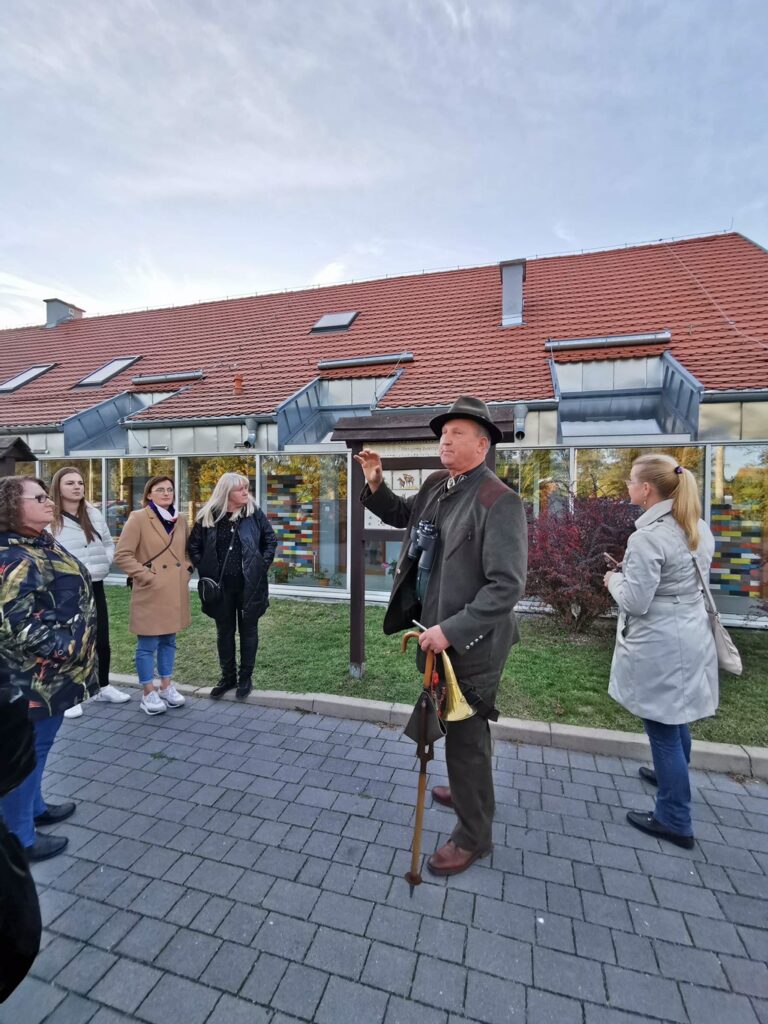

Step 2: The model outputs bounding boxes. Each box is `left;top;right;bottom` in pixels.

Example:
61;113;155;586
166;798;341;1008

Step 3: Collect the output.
429;395;503;445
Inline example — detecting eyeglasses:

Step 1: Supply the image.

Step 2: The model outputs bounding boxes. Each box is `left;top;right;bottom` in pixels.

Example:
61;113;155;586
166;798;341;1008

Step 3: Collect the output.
22;494;54;504
624;479;641;487
152;487;174;494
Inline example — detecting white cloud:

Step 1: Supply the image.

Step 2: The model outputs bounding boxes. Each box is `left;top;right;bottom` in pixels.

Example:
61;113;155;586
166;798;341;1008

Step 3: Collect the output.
310;261;347;288
0;272;97;329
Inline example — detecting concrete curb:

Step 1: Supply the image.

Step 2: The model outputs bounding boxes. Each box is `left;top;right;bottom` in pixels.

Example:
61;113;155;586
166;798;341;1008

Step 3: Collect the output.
108;673;767;780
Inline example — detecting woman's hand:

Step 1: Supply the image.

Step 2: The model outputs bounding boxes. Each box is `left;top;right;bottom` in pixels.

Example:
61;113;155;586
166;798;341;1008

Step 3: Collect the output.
603;570;615;588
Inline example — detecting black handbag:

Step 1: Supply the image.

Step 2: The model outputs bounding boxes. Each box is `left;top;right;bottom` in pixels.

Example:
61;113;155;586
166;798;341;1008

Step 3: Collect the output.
126;532;175;589
198;519;239;608
0;686;35;798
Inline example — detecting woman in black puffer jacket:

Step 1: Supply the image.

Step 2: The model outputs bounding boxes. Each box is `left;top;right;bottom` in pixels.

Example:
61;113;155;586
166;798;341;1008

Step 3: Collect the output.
188;473;277;699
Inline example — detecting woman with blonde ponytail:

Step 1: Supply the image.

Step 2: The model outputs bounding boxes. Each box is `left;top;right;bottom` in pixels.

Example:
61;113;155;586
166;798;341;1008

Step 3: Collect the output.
603;452;718;850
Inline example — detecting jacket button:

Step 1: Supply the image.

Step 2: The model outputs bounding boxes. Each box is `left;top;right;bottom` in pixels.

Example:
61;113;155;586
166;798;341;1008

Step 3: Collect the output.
176;562;180;567
162;564;167;569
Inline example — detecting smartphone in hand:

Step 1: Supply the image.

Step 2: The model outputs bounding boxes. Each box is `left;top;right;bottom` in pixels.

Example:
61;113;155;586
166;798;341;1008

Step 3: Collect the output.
603;552;621;569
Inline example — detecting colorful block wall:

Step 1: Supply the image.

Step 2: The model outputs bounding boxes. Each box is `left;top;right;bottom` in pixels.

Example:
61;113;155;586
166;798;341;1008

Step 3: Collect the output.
710;503;763;598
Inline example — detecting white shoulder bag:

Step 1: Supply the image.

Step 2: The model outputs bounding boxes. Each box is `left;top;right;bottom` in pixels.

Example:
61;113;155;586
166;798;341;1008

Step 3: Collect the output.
691;557;743;677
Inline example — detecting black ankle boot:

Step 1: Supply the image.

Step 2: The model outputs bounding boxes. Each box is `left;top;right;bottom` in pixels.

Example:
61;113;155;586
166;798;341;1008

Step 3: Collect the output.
236;681;253;699
211;679;237;699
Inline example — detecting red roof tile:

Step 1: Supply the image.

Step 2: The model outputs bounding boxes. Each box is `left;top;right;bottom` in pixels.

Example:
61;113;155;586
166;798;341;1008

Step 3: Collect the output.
0;232;765;430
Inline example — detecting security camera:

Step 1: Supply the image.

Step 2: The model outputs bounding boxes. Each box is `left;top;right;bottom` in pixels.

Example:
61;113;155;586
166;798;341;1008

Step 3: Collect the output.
512;403;528;442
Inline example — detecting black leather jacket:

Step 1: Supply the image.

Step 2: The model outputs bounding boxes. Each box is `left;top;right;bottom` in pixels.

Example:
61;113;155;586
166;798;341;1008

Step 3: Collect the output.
188;509;277;624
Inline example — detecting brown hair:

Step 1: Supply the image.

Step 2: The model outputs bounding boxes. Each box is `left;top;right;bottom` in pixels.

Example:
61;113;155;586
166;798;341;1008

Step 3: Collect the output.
50;466;98;544
632;453;701;549
142;476;175;507
0;475;48;533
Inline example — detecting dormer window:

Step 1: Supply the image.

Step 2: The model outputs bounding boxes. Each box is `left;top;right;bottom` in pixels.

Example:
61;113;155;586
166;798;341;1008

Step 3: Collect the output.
76;357;140;386
0;364;55;392
310;311;359;333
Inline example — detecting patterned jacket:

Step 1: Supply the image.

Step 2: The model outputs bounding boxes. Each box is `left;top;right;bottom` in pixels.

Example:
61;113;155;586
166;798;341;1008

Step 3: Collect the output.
0;530;98;720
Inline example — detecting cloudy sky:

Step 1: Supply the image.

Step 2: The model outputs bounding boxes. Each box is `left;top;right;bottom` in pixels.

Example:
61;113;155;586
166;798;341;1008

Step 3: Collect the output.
1;0;766;328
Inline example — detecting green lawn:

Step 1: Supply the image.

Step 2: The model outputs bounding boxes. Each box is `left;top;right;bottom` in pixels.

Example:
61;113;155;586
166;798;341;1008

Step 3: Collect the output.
105;587;768;746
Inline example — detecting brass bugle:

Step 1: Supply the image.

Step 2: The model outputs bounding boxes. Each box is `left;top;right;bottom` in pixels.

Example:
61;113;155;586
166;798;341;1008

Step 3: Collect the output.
440;650;476;722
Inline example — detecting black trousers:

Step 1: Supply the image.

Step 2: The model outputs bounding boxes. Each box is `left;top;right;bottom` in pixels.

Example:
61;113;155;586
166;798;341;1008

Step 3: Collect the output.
92;581;111;689
215;586;259;685
445;672;499;852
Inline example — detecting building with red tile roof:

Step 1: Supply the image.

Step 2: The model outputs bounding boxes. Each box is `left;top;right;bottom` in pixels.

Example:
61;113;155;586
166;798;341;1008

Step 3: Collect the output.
0;231;766;455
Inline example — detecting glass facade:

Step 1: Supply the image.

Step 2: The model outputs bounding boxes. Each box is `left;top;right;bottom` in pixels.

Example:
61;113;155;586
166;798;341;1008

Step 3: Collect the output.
574;446;705;500
178;456;256;526
39;458;103;504
21;441;766;621
105;457;175;540
710;444;768;616
260;454;347;588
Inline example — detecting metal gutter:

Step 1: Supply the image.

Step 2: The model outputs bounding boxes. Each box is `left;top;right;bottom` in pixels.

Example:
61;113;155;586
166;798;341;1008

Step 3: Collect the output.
122;414;276;428
545;330;671;353
701;390;768;403
317;352;414;370
130;370;204;385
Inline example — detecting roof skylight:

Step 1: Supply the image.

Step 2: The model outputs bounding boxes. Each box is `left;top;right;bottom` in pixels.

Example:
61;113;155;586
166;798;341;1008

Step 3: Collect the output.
0;364;55;393
77;356;140;386
311;311;359;332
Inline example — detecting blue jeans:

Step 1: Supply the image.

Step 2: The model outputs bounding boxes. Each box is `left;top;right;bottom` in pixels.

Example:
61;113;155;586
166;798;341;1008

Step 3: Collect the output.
136;634;177;684
0;714;63;848
643;719;693;836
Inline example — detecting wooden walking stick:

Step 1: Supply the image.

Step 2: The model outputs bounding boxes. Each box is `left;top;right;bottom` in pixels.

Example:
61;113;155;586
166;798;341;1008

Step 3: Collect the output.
401;632;439;894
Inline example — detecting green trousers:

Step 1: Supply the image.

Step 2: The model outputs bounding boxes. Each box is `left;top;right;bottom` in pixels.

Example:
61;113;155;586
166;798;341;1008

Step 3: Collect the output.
445;673;499;852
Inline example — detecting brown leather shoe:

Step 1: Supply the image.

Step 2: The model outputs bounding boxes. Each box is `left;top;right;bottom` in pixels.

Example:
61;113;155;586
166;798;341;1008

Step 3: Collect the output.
426;840;492;876
432;786;453;808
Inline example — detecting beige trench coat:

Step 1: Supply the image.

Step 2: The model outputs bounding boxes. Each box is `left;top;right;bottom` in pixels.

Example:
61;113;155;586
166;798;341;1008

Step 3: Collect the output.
114;508;192;636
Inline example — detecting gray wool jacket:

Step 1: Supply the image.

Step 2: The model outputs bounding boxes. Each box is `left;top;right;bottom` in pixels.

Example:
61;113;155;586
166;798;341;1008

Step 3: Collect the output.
362;464;528;680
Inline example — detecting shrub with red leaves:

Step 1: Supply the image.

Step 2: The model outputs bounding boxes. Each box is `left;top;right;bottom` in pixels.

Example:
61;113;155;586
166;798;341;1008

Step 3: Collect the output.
525;496;639;632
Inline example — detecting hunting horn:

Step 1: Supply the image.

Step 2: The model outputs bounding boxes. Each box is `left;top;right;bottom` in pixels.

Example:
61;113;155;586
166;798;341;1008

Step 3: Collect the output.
440;650;475;722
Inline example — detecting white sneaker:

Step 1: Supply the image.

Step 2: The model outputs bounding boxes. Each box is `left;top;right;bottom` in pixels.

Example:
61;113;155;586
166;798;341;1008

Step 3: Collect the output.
140;690;167;716
158;684;185;708
95;685;131;704
64;704;83;719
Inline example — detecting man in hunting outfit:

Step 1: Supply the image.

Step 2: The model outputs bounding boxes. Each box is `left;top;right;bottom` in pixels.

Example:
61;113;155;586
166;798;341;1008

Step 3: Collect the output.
356;396;527;876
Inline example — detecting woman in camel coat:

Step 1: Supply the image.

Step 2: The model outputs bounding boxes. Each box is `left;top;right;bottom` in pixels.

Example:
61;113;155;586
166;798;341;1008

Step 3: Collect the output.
114;475;192;717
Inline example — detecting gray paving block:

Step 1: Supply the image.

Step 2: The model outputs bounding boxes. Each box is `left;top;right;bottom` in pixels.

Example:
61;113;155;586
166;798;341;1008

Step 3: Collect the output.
135;973;220;1024
573;920;617;964
526;988;584;1024
366;904;421;949
384;996;447;1024
30;935;84;982
263;878;321;919
200;939;260;993
463;971;526;1024
49;897;116;941
90;959;163;1014
612;932;657;973
685;913;747;954
58;945;117;995
305;926;371;980
546;882;584;920
502;874;546;910
415;918;466;964
205;993;272;1024
88;910;141;953
739;925;768;961
629;902;690;944
184;859;244;897
718;892;768;928
584;1007;668;1024
270;961;329;1018
240;951;289;1004
128;878;186;919
651;877;724;917
536;912;575;953
601;867;656;905
40;991;99;1024
604;965;686;1022
411;956;467;1013
680;983;761;1024
253;912;316;960
582;892;632;932
310;890;375;936
721;955;768;998
315;975;388;1024
532;946;605;1003
154;926;221;982
464;928;532;983
115;918;177;963
0;976;67;1024
362;941;418;996
214;902;265;945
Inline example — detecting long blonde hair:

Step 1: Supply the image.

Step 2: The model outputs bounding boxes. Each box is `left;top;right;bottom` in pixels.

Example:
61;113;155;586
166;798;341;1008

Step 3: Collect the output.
633;453;701;549
197;472;256;527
